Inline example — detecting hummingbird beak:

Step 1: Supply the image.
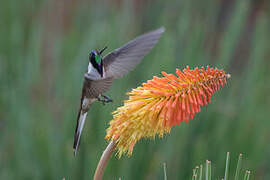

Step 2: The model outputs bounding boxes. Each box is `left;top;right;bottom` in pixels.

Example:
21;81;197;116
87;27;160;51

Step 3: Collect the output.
99;46;107;55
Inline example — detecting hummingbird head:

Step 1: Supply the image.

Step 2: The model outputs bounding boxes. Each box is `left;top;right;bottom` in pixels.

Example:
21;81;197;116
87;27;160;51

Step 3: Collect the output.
89;46;107;77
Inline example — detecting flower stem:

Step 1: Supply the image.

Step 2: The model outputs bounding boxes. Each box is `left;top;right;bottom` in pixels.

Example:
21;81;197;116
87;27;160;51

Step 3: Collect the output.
93;140;116;180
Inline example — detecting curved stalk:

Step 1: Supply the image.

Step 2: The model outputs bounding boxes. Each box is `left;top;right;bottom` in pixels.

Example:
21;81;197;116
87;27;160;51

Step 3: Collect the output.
93;140;116;180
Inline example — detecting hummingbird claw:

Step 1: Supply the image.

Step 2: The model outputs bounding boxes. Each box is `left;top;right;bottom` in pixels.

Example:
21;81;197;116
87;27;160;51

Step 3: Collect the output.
102;95;113;102
98;95;113;105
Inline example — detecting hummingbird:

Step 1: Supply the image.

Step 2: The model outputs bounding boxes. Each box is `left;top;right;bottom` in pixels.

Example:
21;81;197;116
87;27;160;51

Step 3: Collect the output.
73;27;165;155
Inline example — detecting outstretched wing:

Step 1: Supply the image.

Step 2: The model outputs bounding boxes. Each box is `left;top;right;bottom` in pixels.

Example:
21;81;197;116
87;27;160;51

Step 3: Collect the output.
103;27;165;79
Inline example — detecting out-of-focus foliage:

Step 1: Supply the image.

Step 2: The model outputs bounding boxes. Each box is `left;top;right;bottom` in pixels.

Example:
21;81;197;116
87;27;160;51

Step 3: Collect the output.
0;0;269;179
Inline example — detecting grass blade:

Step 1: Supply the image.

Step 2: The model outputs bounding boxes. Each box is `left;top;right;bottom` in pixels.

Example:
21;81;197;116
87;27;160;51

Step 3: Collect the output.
206;160;211;180
192;166;199;180
206;160;209;180
234;154;243;180
163;163;167;180
244;170;250;180
224;152;230;180
209;161;212;180
192;168;195;180
199;165;203;180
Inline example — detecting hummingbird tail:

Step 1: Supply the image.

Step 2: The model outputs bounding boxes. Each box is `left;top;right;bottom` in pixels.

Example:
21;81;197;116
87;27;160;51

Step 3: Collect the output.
73;111;88;156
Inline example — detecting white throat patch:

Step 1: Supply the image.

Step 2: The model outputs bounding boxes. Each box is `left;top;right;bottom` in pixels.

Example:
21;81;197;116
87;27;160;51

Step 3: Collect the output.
88;62;96;74
87;62;104;80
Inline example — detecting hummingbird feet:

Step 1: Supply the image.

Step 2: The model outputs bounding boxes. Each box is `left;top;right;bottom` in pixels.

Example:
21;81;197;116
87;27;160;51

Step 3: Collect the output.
98;95;113;105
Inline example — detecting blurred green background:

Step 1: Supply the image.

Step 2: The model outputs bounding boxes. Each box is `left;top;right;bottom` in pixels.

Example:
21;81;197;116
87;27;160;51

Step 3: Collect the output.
1;0;270;179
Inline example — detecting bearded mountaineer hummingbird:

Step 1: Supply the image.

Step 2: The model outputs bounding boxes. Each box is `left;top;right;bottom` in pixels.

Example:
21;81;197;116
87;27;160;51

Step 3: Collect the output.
73;27;165;155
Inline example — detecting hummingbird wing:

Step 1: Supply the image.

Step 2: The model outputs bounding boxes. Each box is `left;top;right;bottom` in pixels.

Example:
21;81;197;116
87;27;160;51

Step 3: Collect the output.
83;76;114;98
103;27;165;79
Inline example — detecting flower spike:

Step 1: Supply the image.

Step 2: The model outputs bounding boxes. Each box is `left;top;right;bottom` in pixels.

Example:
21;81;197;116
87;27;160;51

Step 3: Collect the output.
106;66;230;157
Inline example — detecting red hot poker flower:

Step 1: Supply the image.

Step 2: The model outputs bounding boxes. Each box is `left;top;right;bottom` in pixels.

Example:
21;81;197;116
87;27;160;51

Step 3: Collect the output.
106;66;230;157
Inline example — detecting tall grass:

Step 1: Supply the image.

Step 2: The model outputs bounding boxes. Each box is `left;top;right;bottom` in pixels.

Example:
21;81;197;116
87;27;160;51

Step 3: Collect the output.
0;0;269;179
191;153;250;180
